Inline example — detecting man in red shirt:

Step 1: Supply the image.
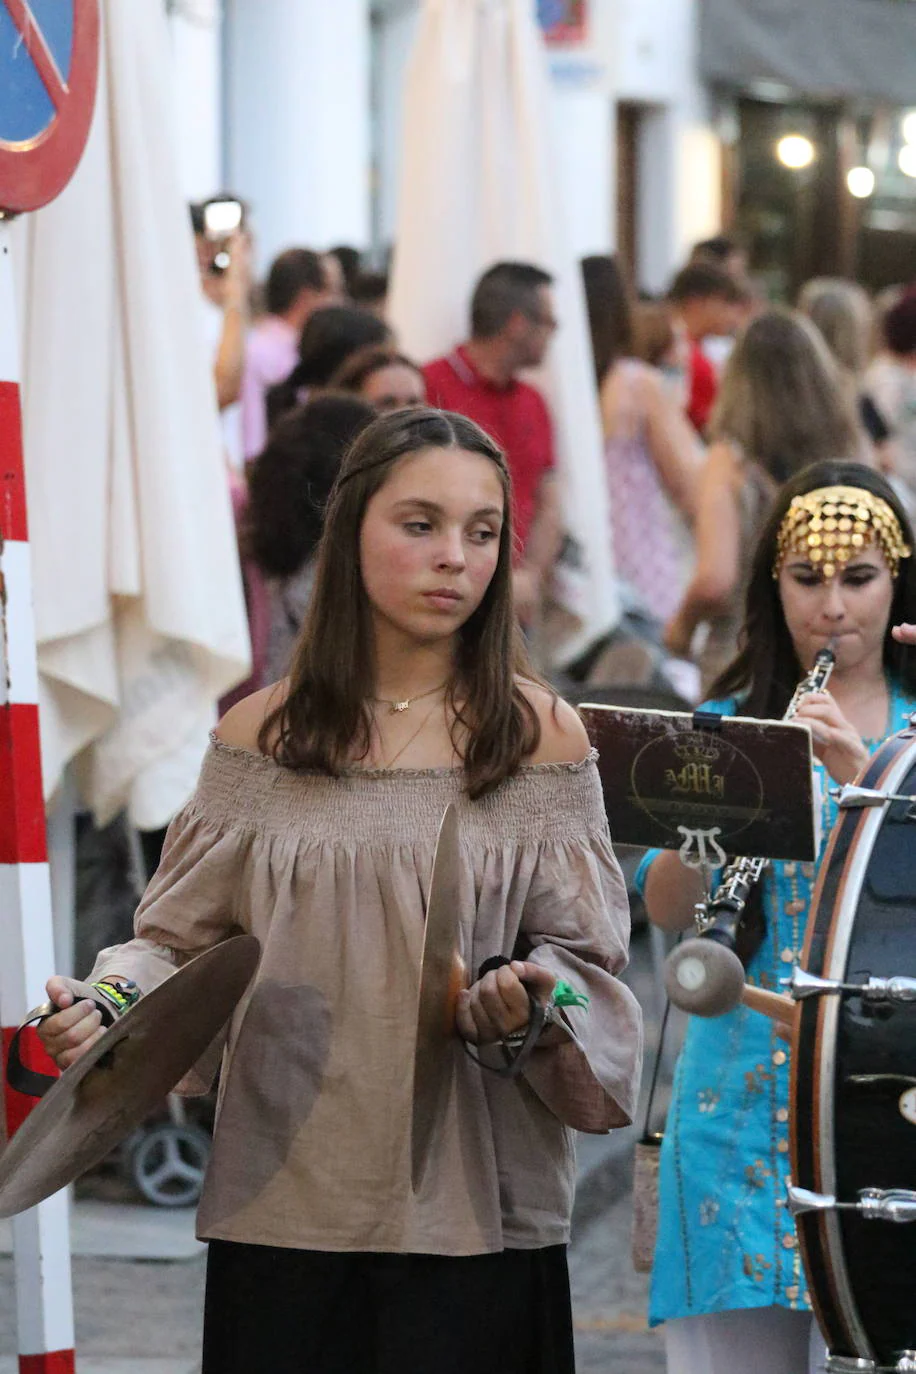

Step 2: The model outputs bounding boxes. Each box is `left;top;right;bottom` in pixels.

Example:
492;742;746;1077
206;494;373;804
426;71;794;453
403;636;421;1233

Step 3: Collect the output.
668;263;742;435
423;262;563;626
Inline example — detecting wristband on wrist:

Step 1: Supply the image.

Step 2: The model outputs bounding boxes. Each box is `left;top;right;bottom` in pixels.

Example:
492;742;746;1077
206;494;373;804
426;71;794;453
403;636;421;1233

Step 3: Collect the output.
91;979;141;1017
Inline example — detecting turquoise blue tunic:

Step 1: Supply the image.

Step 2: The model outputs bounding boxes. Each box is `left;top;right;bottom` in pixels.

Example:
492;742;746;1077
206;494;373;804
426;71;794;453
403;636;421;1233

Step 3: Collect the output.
636;687;916;1326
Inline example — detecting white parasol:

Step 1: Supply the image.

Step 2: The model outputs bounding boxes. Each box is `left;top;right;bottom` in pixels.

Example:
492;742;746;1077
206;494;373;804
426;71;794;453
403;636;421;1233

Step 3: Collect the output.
387;0;618;663
17;0;250;829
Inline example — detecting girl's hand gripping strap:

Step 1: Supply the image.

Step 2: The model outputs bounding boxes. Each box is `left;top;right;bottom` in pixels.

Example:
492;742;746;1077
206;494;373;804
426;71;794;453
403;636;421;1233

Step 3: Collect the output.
6;979;141;1098
463;959;590;1079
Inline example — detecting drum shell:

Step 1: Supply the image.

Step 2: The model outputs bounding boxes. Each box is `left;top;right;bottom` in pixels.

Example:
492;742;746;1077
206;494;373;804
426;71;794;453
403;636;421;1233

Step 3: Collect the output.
791;727;916;1368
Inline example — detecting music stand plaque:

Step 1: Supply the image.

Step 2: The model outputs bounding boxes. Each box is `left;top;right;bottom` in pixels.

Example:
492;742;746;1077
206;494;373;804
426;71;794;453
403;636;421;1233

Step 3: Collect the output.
581;705;817;863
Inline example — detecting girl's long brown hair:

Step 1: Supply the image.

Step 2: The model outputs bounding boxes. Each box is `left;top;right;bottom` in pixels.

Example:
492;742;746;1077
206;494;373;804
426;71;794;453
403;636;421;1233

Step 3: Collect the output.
259;407;544;798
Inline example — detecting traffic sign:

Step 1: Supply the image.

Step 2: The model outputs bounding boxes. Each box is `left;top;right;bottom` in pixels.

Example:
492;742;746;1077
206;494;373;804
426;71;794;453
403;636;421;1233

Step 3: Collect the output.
0;0;100;213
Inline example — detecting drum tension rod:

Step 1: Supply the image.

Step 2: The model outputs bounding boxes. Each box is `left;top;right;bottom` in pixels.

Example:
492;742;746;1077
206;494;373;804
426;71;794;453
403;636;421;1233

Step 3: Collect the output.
825;1358;916;1373
788;1184;916;1223
835;783;916;818
786;967;916;1004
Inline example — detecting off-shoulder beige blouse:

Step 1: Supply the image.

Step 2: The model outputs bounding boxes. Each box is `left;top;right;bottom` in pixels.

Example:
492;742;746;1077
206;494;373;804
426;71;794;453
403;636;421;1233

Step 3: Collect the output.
91;737;642;1256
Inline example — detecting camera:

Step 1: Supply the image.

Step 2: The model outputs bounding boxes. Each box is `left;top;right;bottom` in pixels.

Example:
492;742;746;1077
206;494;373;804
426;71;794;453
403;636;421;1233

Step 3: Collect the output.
193;197;245;275
203;198;243;240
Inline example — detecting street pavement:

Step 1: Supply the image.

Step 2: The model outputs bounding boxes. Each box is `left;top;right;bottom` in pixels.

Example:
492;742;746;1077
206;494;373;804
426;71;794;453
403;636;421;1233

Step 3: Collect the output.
0;930;670;1373
570;924;668;1373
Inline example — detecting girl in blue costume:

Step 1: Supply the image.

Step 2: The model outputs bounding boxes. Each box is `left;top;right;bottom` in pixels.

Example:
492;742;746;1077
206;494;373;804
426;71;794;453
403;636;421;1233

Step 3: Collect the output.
637;461;916;1374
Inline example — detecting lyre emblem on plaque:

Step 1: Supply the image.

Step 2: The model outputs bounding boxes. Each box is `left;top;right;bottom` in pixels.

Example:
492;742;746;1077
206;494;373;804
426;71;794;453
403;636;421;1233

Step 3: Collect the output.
676;825;728;873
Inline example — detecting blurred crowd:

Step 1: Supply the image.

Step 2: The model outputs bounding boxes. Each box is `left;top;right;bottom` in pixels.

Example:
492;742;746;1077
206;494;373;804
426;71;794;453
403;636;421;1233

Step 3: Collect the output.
191;193;916;731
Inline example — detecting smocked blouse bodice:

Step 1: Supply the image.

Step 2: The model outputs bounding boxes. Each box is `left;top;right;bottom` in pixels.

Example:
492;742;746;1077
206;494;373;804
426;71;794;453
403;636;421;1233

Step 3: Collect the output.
91;737;642;1256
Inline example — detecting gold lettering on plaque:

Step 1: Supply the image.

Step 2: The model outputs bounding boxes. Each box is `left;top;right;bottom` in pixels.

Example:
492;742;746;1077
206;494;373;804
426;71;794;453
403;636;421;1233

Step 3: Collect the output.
664;762;725;799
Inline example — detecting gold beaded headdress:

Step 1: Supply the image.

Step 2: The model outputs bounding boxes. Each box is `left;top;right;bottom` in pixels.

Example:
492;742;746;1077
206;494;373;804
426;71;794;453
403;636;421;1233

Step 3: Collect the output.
773;485;912;581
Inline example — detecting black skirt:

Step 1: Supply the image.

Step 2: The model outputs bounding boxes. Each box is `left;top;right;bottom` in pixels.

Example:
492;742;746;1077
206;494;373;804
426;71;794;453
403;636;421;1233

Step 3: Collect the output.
202;1239;575;1374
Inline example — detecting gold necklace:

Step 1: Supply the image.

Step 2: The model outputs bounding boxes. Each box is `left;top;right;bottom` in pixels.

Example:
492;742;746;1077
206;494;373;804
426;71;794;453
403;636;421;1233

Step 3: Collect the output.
371;679;450;715
375;700;443;769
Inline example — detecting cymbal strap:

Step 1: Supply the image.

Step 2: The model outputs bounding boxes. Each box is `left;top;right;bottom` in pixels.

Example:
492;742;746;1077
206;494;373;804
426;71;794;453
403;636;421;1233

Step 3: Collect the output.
461;990;549;1079
6;995;118;1100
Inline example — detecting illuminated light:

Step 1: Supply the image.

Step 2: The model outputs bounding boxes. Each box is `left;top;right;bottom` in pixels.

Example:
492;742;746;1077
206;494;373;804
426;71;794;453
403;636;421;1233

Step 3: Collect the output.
777;135;816;170
847;166;876;199
902;111;916;145
899;144;916;178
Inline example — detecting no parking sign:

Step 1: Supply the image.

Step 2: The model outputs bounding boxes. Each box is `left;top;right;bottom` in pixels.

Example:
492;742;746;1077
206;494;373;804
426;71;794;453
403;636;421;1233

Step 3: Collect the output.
0;0;99;213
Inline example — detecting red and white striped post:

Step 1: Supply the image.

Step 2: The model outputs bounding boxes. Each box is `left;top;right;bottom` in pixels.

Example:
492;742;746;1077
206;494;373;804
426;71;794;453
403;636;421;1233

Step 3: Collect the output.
0;222;77;1373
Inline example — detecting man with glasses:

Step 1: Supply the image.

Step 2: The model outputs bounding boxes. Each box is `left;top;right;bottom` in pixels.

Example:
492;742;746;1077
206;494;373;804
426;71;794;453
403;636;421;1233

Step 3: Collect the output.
424;262;563;627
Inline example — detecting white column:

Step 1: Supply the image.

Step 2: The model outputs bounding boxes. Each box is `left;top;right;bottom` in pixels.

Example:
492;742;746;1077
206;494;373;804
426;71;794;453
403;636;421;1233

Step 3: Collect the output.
224;0;372;266
167;0;224;200
549;67;615;259
636;98;721;295
636;105;680;294
373;1;421;253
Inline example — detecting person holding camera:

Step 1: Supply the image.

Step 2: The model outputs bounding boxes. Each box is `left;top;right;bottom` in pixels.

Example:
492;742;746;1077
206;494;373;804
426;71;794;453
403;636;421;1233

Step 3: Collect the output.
191;196;253;474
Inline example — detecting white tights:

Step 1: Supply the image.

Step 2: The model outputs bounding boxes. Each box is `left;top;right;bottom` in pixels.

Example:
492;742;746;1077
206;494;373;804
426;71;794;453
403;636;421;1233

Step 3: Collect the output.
664;1306;829;1374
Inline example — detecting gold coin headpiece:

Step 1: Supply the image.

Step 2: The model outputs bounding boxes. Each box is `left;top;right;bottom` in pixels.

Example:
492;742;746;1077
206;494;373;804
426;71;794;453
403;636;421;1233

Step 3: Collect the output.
773;485;912;581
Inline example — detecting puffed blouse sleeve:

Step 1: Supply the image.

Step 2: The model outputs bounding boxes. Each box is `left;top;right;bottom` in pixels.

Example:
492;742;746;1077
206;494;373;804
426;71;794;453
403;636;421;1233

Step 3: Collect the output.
516;762;644;1133
88;758;252;997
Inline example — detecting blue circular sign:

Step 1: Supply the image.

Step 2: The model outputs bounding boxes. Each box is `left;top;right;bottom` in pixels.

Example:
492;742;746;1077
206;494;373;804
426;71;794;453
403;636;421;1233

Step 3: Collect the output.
0;0;74;146
0;0;98;213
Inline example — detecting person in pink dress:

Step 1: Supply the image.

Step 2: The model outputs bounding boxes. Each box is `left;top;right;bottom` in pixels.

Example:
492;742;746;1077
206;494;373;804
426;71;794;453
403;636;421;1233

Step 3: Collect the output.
241;248;341;461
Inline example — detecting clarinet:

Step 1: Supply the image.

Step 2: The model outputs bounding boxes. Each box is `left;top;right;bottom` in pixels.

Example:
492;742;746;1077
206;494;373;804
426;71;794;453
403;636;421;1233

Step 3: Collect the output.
665;645;836;1017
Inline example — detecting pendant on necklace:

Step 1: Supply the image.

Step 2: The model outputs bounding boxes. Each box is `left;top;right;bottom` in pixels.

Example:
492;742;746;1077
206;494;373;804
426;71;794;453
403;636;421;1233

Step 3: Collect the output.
392;700;410;714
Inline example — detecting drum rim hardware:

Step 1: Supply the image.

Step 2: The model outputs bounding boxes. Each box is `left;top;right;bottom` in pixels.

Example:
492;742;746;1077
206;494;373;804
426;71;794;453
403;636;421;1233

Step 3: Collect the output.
825;1361;877;1374
787;967;916;1005
825;1355;916;1373
835;783;916;818
788;1185;916;1224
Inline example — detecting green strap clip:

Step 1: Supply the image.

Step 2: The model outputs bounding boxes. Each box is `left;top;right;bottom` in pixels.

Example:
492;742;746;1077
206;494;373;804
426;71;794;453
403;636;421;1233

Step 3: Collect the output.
551;980;589;1011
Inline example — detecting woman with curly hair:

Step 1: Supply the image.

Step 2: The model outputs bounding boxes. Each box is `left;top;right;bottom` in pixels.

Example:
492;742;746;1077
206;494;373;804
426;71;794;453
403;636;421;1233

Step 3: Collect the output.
246;393;375;681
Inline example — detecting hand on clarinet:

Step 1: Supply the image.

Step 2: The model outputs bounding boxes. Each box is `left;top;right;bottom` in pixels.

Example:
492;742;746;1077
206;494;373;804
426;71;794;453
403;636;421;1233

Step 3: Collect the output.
793;691;869;785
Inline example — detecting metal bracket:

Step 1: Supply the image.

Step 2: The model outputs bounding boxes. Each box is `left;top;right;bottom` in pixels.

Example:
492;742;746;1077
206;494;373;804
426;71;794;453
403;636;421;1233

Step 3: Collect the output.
691;709;724;732
835;784;916;819
788;967;916;1005
788;1184;916;1223
823;1360;916;1373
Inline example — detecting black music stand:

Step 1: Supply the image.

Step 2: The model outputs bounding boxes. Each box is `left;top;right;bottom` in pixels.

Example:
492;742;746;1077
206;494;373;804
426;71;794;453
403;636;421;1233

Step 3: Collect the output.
580;703;817;879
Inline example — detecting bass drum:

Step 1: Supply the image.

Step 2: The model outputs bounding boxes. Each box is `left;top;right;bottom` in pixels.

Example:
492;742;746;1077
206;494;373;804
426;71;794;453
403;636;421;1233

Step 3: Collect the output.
791;719;916;1373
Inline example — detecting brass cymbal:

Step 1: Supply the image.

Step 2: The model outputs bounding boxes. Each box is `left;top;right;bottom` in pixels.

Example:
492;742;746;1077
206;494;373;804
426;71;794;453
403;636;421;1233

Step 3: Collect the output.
411;804;467;1189
0;935;260;1218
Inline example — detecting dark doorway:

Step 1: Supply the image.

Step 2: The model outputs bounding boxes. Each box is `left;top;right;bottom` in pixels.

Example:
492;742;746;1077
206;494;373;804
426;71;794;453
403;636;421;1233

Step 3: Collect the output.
616;102;641;291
